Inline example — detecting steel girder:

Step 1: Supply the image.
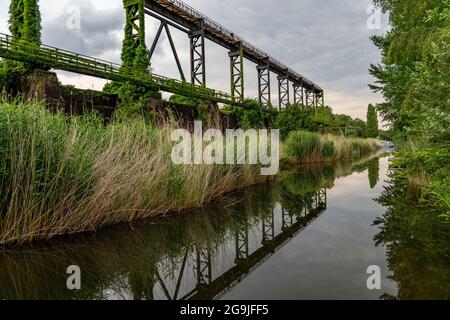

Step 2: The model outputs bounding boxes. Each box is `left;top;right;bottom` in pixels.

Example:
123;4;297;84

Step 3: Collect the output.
148;21;186;81
257;58;271;107
278;72;290;109
123;0;146;59
315;90;325;108
235;227;249;262
195;245;212;287
293;82;304;106
262;209;275;244
305;89;315;108
189;19;206;86
229;42;244;103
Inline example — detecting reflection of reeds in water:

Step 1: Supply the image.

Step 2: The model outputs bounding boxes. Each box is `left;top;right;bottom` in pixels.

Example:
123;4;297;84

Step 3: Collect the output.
0;169;336;300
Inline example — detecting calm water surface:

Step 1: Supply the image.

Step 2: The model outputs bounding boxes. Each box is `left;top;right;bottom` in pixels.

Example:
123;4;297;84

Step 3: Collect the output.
1;156;449;300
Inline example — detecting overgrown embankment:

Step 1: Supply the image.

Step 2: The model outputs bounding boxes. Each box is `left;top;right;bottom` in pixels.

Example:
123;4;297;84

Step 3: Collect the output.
0;100;263;246
282;130;381;164
368;0;449;219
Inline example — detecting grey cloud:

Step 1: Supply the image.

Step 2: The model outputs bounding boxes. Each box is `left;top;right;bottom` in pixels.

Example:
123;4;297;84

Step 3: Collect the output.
42;0;123;58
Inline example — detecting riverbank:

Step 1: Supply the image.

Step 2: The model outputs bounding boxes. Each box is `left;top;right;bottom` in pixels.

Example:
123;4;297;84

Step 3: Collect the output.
0;100;264;246
0;100;382;246
282;130;381;165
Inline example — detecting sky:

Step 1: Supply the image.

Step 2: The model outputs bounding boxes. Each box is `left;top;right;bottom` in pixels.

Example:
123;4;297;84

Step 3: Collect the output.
0;0;389;121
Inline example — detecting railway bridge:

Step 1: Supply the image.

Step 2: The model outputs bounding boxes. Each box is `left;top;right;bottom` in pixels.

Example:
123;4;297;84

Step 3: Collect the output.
0;0;324;110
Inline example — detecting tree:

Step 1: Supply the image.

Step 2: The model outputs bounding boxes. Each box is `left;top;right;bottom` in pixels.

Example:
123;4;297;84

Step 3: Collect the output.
366;104;379;138
369;0;450;142
368;158;380;189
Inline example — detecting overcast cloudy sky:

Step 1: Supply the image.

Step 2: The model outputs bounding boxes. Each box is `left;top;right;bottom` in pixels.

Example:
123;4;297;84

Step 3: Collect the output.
0;0;389;121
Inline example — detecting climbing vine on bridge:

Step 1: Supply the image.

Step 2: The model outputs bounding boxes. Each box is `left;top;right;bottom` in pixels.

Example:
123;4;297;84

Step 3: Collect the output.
7;0;43;72
105;0;161;119
9;0;42;45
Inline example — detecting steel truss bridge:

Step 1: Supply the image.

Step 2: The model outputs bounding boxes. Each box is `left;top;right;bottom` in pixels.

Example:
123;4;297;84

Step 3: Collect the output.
0;0;324;110
144;0;324;108
145;188;327;300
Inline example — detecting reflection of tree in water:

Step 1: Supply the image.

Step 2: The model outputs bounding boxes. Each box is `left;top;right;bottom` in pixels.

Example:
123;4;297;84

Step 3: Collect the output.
368;158;380;189
374;173;450;300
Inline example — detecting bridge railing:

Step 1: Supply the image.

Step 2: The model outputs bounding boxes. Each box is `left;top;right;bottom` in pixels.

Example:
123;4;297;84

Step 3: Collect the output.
0;32;237;105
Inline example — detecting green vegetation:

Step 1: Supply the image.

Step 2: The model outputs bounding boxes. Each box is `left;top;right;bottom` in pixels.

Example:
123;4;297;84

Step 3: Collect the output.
103;0;161;119
366;104;379;138
283;130;380;163
374;170;450;299
274;104;369;139
223;99;275;129
0;99;262;245
0;60;6;90
7;0;43;73
370;0;450;217
368;158;380;189
169;94;199;106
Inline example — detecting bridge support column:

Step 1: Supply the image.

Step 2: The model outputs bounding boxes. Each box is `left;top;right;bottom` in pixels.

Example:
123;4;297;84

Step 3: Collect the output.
257;58;271;107
318;188;327;209
195;245;212;288
315;90;325;108
278;72;290;109
293;82;304;106
305;89;315;108
262;209;275;244
281;207;293;231
229;42;245;103
122;0;147;70
189;19;206;87
235;227;249;263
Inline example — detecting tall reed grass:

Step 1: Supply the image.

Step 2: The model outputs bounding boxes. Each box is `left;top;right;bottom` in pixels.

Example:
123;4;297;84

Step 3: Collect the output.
0;100;262;245
284;130;381;163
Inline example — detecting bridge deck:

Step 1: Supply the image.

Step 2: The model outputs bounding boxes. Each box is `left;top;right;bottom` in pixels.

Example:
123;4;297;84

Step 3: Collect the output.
0;33;240;106
145;0;322;92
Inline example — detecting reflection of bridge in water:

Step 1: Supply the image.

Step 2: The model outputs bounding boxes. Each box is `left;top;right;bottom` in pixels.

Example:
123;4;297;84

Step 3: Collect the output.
145;188;327;300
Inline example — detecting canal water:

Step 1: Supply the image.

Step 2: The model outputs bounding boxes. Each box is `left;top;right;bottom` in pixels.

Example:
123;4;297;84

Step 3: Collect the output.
1;156;449;300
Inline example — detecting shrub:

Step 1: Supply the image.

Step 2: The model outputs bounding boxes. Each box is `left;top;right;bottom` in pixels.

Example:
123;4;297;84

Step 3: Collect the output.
284;130;380;163
284;131;321;161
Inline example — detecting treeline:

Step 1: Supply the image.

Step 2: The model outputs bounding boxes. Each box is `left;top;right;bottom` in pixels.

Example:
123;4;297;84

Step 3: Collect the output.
220;98;379;140
369;0;449;216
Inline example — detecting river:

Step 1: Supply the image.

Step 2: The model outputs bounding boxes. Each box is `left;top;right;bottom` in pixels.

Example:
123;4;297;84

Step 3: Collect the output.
1;156;449;300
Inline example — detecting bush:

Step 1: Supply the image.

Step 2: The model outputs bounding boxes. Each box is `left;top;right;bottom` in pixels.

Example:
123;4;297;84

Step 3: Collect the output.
229;99;274;129
274;104;315;139
284;131;321;161
169;94;199;106
284;130;380;163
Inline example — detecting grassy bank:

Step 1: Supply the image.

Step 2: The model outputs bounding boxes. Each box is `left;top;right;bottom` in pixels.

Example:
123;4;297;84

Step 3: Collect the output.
283;130;381;164
0;100;263;245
